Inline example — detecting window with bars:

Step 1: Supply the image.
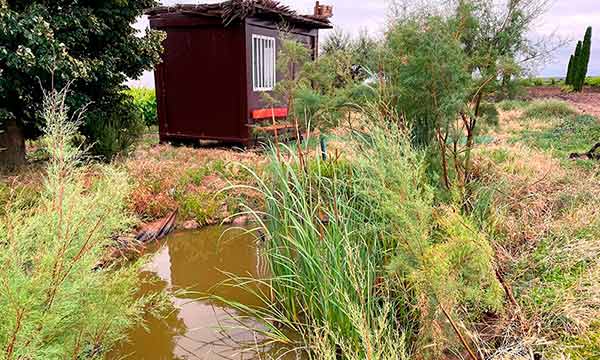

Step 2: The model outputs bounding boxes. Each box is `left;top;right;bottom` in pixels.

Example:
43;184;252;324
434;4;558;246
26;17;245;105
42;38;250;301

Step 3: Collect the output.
252;35;276;91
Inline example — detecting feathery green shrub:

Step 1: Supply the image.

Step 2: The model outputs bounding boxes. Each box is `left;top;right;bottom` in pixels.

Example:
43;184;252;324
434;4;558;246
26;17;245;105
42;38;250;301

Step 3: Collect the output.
0;88;152;359
84;94;145;159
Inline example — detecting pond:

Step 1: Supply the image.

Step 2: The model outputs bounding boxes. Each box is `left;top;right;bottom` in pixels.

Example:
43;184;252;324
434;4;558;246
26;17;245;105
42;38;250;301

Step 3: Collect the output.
109;226;301;360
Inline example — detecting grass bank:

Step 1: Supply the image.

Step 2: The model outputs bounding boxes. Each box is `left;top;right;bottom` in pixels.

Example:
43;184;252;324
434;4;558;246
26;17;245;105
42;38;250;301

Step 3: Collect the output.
471;99;600;357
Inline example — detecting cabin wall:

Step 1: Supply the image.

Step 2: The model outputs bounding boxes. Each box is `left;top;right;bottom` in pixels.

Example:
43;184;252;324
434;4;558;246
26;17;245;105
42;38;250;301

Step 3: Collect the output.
152;19;249;143
244;19;318;124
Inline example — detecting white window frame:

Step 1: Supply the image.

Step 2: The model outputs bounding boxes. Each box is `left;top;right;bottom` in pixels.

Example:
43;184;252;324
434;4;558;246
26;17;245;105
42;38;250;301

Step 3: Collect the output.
252;34;276;92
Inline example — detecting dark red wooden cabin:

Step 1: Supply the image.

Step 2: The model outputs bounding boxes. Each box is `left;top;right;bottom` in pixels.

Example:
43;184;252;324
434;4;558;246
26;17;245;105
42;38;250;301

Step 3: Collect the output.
145;1;332;145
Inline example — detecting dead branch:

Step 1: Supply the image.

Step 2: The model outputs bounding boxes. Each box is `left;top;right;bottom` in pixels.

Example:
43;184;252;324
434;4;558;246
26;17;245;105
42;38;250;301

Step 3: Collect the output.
569;142;600;161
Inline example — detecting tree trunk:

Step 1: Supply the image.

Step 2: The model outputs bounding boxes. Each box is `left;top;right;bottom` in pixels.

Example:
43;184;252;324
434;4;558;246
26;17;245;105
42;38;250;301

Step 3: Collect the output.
0;118;27;172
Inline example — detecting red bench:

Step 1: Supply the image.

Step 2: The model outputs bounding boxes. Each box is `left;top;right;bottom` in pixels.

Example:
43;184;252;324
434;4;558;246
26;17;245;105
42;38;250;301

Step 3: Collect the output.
252;107;288;121
249;107;296;144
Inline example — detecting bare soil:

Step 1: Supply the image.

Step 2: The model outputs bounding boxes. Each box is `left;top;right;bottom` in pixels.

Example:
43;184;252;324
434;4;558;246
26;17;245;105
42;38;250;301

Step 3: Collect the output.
527;86;600;119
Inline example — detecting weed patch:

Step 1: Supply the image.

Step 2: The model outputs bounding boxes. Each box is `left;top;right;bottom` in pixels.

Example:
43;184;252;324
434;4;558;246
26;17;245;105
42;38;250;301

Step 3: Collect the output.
521;100;578;120
125;144;264;224
497;100;529;112
516;114;600;162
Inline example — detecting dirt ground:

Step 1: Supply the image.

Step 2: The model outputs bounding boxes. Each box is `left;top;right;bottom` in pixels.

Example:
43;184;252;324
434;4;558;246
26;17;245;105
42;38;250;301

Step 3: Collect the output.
527;86;600;119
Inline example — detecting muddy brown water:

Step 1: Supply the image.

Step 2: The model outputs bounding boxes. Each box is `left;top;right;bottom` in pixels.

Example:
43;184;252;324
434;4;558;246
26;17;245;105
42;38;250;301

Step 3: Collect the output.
108;226;302;360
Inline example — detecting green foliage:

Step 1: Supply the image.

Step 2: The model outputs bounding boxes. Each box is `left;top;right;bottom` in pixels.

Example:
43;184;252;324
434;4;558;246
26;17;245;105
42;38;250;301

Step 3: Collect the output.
263;36;311;118
519;77;554;87
381;0;550;190
126;87;158;127
267;35;370;135
517;113;600;160
84;94;145;159
0;88;150;359
479;102;499;126
586;77;600;87
223;120;503;358
176;192;221;226
384;16;470;146
0;0;164;158
566;55;575;85
573;27;592;92
497;99;528;111
321;28;351;55
321;29;381;76
521;100;577;119
246;125;431;357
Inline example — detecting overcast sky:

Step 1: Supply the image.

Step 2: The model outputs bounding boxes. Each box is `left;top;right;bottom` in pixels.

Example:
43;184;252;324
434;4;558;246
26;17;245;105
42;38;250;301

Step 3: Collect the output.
130;0;599;88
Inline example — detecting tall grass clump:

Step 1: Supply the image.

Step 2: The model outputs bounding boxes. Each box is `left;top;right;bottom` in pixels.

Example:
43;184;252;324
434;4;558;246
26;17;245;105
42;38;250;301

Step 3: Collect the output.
227;119;503;359
250;125;429;359
0;88;150;359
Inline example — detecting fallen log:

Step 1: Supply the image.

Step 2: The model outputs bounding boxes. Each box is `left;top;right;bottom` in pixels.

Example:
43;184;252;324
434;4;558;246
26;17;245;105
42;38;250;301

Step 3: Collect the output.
135;209;178;243
94;210;178;270
569;142;600;160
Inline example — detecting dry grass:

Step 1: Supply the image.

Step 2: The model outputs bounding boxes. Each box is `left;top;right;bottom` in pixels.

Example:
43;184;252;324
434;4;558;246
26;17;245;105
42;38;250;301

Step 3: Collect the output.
470;102;600;358
2;141;267;227
123;143;266;224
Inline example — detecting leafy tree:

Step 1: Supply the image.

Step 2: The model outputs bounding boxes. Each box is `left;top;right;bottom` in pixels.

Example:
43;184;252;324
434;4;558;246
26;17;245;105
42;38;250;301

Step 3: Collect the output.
322;29;381;81
266;35;369;160
0;0;164;168
384;0;555;190
384;16;471;189
321;28;352;56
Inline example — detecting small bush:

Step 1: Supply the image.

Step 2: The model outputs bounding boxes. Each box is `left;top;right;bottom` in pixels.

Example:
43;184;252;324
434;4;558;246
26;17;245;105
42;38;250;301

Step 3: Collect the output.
478;102;499;127
180;167;210;187
126;87;158;127
586;77;600;87
176;191;221;225
522;100;577;119
84;95;145;159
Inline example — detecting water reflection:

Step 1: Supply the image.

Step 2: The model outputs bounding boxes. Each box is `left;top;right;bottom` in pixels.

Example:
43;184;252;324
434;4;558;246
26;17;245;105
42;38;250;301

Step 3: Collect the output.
109;227;295;360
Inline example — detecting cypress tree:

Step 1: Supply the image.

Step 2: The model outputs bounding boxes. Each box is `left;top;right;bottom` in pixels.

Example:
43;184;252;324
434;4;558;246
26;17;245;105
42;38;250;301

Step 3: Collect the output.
566;55;574;85
572;41;583;88
575;26;592;92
